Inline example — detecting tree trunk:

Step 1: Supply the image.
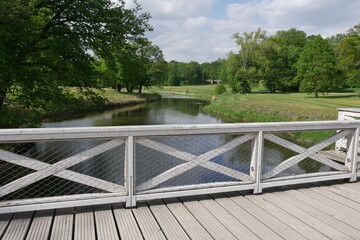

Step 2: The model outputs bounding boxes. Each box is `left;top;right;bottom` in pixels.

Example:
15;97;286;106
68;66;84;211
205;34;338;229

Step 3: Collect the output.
0;88;7;109
138;85;143;93
126;86;133;93
315;91;318;98
116;84;122;92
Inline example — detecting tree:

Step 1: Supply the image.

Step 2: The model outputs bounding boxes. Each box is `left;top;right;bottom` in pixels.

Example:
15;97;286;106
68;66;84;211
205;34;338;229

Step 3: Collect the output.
258;28;307;92
296;35;336;97
0;0;151;126
255;39;281;92
334;24;360;87
232;28;267;93
136;44;167;93
221;52;241;92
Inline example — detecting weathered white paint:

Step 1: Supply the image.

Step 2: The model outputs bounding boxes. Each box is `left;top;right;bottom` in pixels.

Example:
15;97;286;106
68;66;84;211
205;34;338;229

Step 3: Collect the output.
0;139;124;198
336;108;360;151
262;130;351;179
136;135;252;191
0;120;359;213
0;149;125;193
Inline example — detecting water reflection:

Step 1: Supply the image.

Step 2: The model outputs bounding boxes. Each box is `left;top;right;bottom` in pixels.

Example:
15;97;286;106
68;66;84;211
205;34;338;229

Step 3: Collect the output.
44;98;228;127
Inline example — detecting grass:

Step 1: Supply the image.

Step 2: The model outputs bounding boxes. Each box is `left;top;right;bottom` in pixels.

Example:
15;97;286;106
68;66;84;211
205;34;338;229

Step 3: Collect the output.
147;84;360;147
147;85;360;122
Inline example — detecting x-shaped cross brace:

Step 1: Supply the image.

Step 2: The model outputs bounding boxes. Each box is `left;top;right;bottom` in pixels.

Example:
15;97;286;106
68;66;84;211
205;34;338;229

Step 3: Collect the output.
262;130;351;179
136;135;253;191
0;139;124;198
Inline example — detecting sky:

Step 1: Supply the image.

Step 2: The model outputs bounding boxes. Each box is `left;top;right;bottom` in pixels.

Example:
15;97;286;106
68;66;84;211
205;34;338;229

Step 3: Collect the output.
125;0;360;63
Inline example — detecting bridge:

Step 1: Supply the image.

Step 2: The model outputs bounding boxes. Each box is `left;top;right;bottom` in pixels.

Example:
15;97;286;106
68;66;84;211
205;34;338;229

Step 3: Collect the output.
206;79;222;84
0;109;359;239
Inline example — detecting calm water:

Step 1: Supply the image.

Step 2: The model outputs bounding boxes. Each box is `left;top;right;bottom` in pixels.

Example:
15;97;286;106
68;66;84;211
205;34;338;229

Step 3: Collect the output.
44;97;233;127
0;97;333;200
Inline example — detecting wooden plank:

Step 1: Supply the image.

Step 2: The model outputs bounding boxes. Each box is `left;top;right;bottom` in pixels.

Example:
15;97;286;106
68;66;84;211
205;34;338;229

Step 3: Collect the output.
0;213;12;238
263;192;352;240
26;210;54;240
333;182;360;195
180;196;237;240
0;139;123;198
224;192;305;240
196;194;262;240
148;199;190;239
0;149;124;193
246;194;328;240
74;206;96;240
299;187;360;221
138;138;252;183
1;211;33;240
274;190;360;239
163;198;213;240
286;188;360;231
265;134;347;170
94;204;118;240
210;193;280;240
138;135;252;191
310;185;360;211
263;130;351;179
324;183;360;204
113;203;143;240
132;202;166;240
50;208;74;240
339;182;360;193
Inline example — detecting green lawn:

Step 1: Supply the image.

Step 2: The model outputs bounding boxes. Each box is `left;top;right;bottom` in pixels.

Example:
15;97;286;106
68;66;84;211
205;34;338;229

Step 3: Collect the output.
148;85;360;122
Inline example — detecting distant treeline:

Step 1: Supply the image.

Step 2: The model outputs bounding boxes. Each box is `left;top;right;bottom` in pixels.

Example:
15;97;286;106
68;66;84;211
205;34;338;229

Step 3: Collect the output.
157;25;359;97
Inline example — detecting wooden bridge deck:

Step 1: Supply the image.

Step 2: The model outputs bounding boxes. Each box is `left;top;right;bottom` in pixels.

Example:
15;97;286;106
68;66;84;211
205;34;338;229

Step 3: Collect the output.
2;181;360;240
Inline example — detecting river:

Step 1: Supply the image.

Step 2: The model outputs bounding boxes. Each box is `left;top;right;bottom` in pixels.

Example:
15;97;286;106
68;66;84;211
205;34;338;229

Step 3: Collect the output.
44;96;233;127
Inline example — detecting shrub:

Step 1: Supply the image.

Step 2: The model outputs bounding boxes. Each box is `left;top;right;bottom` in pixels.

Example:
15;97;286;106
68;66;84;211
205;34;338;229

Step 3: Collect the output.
215;84;226;95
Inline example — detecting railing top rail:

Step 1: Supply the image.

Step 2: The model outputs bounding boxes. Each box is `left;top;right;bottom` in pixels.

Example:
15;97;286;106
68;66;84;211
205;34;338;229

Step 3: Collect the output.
0;120;359;142
338;108;360;113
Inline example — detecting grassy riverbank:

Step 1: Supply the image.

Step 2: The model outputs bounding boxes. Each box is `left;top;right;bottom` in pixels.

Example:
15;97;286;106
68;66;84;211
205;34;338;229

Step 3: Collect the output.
0;87;161;127
149;85;360;122
46;88;160;118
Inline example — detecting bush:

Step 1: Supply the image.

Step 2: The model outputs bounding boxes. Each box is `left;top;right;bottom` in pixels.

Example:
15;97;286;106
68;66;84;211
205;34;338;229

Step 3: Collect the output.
215;84;226;95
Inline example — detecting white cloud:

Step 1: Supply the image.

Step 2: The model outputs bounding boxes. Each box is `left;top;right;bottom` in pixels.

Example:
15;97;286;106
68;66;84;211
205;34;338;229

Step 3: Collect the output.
125;0;360;63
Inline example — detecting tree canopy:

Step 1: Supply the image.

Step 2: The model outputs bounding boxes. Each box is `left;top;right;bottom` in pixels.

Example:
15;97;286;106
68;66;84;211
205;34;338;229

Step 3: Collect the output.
297;35;336;97
0;0;151;126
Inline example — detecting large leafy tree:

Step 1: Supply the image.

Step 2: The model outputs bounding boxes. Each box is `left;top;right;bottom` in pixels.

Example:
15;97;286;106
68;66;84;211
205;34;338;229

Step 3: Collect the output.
100;42;166;93
136;43;167;93
232;28;267;93
334;24;360;87
0;0;151;126
297;35;336;97
256;28;307;93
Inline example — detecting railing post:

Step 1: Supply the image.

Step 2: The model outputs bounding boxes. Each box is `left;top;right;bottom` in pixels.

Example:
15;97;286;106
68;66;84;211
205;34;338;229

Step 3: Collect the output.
253;131;264;194
349;127;359;182
126;136;136;207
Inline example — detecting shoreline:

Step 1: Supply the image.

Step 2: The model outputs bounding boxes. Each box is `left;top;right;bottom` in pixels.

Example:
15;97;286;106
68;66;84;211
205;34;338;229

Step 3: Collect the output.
44;93;161;122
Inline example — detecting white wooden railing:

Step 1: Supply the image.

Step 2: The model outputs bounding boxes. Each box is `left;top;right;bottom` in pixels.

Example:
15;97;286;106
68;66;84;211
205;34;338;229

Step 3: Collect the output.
0;120;359;214
336;108;360;151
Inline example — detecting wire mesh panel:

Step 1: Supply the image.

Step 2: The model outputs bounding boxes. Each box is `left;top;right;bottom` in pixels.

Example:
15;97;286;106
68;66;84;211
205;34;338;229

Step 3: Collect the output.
135;134;254;193
0;138;126;202
262;130;351;181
